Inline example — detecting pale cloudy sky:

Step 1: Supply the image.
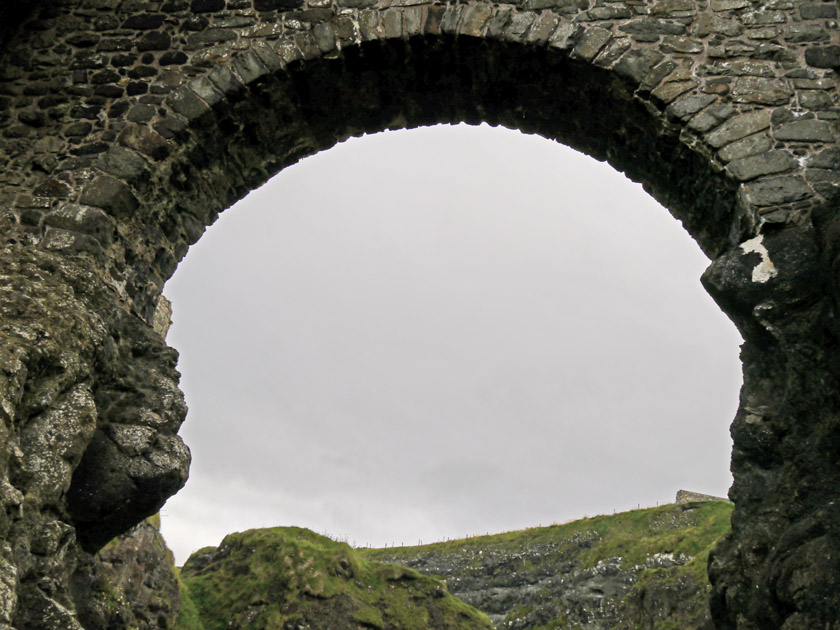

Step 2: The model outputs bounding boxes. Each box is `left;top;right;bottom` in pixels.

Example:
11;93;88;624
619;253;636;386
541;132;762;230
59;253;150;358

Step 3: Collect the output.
159;123;744;565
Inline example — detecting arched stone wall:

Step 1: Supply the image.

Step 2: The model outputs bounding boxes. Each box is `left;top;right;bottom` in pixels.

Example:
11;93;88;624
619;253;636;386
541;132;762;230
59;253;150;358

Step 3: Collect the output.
0;0;837;627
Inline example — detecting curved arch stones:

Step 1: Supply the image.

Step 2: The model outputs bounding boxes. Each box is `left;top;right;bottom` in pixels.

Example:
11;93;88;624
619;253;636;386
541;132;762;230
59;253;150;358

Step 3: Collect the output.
0;0;838;627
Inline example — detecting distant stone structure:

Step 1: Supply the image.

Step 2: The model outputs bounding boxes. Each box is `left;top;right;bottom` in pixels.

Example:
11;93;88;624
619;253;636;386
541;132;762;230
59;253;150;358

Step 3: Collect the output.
0;1;838;628
675;490;729;505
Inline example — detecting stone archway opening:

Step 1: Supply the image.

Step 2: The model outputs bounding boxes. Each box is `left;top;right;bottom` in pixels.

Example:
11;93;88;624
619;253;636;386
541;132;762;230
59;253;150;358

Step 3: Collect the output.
1;1;838;626
159;121;743;564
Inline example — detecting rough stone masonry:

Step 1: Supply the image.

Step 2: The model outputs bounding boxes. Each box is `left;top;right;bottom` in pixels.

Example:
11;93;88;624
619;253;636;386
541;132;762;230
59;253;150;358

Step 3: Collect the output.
0;0;838;628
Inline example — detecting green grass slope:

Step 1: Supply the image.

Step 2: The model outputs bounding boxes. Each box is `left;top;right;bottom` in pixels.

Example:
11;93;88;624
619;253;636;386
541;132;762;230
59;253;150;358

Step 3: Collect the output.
175;526;493;630
364;501;734;630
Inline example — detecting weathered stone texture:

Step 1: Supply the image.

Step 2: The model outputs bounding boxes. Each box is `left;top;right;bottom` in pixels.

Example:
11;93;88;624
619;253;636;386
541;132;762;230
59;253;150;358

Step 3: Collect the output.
0;0;837;627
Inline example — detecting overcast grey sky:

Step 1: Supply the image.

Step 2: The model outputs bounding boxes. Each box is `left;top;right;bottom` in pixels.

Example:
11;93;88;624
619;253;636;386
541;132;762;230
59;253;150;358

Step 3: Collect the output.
160;123;744;565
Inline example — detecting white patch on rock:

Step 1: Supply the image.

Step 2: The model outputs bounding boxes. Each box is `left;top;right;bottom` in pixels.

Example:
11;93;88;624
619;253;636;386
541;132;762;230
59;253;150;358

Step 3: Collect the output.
739;235;777;283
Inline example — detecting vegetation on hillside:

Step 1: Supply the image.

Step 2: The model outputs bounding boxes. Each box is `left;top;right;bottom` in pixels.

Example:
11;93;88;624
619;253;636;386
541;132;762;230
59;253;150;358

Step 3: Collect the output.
175;526;494;630
364;501;734;630
364;501;732;571
172;501;732;630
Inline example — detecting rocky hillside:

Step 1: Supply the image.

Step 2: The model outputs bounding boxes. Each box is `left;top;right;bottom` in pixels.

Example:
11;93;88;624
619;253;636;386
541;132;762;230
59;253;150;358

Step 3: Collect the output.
364;500;733;630
75;514;182;630
175;527;493;630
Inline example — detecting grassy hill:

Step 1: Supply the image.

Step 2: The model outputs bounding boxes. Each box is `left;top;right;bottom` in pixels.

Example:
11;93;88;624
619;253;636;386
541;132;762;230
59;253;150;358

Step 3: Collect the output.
165;499;733;629
174;526;494;630
364;500;734;629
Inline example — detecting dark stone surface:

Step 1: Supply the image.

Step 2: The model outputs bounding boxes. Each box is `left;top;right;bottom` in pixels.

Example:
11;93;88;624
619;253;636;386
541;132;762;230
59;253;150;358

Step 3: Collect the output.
77;517;182;630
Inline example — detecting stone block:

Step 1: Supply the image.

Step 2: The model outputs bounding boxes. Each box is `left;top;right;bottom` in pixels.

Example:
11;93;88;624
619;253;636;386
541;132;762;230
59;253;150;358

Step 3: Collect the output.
137;31;172;51
95;38;133;54
614;48;664;84
32;179;70;197
651;0;696;15
652;80;697;103
726;150;797;181
619;17;685;41
742;10;786;25
694;14;743;37
548;21;578;49
743;175;812;206
64;121;92;137
96;146;149;182
440;6;463;35
213;16;255;28
572;27;611;61
44;203;116;244
522;0;580;11
186;29;236;46
293;32;321;60
404;7;423;37
66;33;100;48
167;86;211;120
160;51;188;66
706;60;776;77
774;119;834;143
122;14;166;30
809;147;840;170
784;25;829;43
800;3;837;19
79;175;139;219
119;123;170;160
667;94;717;119
162;0;189;11
336;0;376;7
660;35;703;54
207;64;245;96
231;50;270;83
372;9;397;38
594;39;631;71
799;91;834;111
711;0;749;10
718;133;773;162
357;9;380;39
746;27;781;40
504;12;535;41
805;46;840;71
313;23;335;53
191;0;225;11
251;41;286;72
640;59;677;91
127;103;156;123
526;13;559;45
732;76;793;105
487;10;511;38
583;6;633;20
705;109;772;148
460;5;492;37
187;77;223;108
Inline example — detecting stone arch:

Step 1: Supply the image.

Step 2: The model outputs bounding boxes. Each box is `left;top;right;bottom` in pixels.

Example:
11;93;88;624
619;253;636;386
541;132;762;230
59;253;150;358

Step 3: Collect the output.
0;0;838;628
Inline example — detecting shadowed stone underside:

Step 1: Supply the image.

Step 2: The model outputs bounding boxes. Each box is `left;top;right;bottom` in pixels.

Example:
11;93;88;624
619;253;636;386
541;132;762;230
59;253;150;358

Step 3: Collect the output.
0;0;838;628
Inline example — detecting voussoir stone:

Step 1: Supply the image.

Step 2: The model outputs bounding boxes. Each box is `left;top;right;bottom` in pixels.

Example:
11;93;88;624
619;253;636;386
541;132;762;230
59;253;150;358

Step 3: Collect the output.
743;175;813;206
727;150;797;181
705;109;772;147
718;133;774;162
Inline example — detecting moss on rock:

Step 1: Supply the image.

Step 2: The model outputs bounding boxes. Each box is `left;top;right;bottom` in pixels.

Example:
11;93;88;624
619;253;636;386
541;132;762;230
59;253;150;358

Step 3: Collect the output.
176;527;493;630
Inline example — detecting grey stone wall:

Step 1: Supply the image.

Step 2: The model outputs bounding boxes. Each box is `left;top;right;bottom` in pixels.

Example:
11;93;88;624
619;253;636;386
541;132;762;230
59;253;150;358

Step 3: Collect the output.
0;0;838;628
